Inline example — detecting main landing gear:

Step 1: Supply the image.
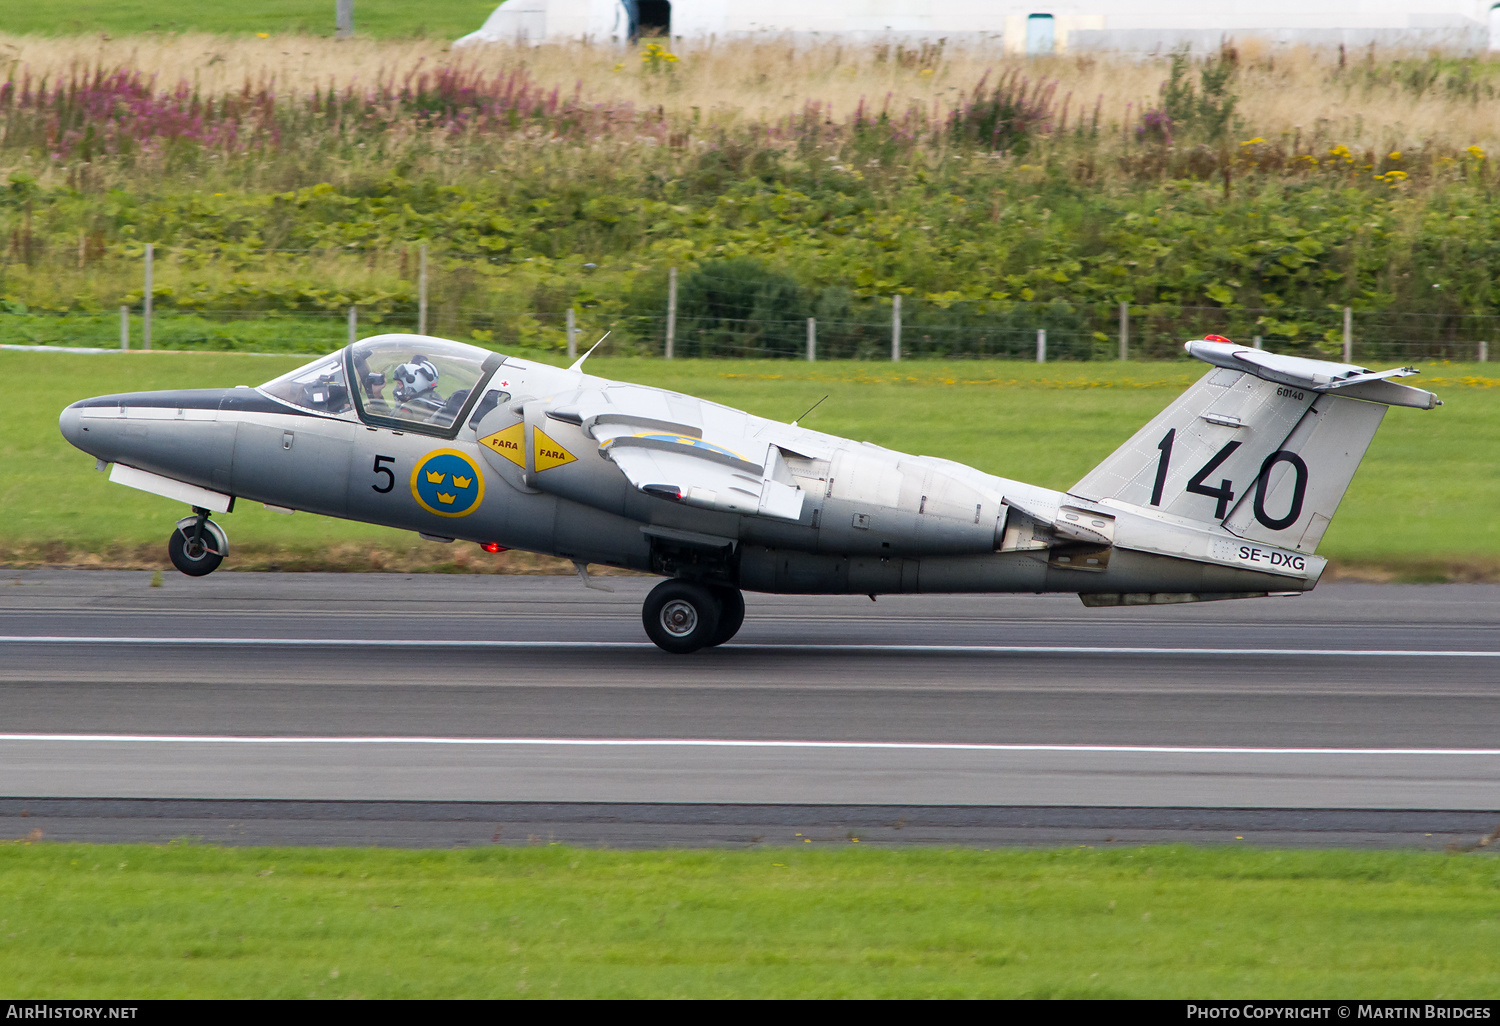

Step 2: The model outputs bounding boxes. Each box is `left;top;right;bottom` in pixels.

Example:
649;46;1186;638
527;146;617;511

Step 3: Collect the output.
642;579;745;654
168;507;229;577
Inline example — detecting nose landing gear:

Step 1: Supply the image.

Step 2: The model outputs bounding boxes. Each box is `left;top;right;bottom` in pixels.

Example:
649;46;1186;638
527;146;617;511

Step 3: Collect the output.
642;578;746;654
168;508;229;577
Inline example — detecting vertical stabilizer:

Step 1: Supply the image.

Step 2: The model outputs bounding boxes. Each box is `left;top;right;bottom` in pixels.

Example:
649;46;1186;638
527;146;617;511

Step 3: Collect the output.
1070;368;1316;524
1069;339;1438;551
1221;394;1385;552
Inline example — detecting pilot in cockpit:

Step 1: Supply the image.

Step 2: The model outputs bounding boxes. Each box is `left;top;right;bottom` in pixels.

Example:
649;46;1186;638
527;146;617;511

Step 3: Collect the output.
391;356;444;415
390;354;471;425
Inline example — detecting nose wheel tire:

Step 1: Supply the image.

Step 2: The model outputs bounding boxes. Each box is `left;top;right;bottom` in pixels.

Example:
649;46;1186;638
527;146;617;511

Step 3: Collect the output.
705;585;745;647
168;518;228;577
642;579;722;654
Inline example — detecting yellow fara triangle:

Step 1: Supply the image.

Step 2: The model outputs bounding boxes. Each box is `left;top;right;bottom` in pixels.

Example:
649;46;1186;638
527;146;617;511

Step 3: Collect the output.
533;426;577;472
478;422;526;468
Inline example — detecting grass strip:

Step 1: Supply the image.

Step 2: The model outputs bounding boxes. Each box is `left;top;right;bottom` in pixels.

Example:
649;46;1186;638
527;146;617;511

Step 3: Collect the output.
1;841;1497;998
4;351;1497;574
5;1;499;38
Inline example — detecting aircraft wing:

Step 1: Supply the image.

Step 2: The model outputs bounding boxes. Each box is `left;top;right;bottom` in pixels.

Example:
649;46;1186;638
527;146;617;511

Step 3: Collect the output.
544;385;806;520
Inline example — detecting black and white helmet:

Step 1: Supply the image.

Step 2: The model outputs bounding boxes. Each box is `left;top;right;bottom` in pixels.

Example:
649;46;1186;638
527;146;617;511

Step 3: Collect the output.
392;356;439;402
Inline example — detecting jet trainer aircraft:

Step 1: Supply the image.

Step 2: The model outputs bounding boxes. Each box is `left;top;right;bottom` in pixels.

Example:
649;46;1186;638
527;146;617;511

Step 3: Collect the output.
59;333;1439;652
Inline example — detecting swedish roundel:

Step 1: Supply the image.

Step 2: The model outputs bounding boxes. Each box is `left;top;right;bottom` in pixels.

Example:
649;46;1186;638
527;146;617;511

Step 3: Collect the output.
411;449;485;518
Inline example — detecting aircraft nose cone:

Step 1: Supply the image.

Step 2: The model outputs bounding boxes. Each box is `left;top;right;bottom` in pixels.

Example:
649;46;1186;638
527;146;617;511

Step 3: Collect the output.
59;400;88;452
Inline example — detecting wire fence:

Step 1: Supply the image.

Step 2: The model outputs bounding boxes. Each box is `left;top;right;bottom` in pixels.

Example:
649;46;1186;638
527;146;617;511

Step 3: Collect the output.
5;302;1493;364
8;234;1500;361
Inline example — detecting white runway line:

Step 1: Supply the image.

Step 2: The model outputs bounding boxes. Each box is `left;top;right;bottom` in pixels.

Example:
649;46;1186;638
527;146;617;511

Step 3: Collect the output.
2;734;1498;756
0;636;1497;659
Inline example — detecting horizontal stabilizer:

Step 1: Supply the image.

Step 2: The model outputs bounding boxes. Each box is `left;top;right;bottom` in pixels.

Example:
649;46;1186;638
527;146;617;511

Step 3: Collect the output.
1185;339;1440;409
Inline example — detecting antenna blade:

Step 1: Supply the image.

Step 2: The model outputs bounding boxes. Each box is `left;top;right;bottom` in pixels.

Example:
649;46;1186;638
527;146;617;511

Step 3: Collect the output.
568;331;610;372
792;394;828;427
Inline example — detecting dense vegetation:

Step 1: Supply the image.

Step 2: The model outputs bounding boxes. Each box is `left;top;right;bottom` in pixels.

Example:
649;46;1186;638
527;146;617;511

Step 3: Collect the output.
5;38;1500;358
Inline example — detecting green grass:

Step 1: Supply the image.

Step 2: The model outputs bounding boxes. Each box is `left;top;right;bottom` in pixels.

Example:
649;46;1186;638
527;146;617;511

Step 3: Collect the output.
4;350;1496;570
2;842;1497;997
0;312;369;355
3;0;498;38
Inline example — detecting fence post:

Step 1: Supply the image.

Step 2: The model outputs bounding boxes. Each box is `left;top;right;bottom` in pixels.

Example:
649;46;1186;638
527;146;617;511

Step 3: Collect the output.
418;245;429;335
142;243;153;351
336;0;354;38
1118;301;1128;361
1253;335;1263;350
1343;306;1353;363
567;307;577;361
347;305;357;346
1036;327;1047;364
891;294;901;362
119;305;129;350
807;317;816;362
1481;341;1489;363
665;266;677;359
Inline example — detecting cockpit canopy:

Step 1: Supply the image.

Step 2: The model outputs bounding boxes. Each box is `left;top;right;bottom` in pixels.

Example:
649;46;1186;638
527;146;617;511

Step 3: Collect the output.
258;354;352;416
259;334;503;434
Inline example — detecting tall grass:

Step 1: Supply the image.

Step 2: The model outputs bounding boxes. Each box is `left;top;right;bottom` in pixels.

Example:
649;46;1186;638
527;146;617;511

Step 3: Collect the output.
6;33;1500;151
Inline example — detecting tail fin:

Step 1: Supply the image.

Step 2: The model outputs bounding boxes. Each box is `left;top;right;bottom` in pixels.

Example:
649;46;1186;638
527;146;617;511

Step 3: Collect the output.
1070;339;1439;553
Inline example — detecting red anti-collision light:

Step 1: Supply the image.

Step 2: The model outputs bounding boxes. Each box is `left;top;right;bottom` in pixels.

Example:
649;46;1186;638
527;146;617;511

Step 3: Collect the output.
481;542;506;553
1203;334;1234;344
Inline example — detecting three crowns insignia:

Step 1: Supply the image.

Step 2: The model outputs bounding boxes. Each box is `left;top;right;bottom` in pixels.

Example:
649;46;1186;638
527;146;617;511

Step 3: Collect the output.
418;454;481;514
424;470;472;490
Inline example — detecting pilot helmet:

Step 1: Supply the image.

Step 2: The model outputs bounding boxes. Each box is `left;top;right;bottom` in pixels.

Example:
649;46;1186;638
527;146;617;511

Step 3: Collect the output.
392;356;439;401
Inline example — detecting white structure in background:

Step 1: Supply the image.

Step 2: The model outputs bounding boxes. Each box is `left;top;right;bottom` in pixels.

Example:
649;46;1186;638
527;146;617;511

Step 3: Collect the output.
455;1;1500;53
457;0;629;45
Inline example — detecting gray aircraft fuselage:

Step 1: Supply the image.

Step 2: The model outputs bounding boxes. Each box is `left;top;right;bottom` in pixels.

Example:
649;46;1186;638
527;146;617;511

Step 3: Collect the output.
58;333;1366;609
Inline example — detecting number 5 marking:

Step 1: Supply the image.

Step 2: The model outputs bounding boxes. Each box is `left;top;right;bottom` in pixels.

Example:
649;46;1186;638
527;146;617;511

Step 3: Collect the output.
372;454;396;493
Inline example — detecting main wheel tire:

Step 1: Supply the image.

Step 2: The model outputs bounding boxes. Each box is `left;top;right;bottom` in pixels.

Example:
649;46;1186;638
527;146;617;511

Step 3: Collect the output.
642;579;722;654
704;586;745;647
168;523;225;577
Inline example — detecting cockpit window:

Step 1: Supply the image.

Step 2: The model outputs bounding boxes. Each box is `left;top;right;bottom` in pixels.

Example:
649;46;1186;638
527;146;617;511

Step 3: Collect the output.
467;389;512;430
349;335;499;433
259;356;353;416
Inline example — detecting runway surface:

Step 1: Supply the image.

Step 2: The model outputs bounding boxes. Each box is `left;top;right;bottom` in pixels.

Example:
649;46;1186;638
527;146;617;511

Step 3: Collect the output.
1;570;1497;846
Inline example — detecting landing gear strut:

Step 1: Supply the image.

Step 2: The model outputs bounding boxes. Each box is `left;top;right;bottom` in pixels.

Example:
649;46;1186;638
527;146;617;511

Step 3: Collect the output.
168;507;228;577
642;579;745;654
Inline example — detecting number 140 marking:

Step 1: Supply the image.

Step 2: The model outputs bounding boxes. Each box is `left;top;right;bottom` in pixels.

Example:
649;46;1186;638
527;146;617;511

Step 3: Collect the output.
1151;429;1309;530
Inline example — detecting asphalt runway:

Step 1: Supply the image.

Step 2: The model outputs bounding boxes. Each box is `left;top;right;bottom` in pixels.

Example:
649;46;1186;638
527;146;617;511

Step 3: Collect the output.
1;570;1497;847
